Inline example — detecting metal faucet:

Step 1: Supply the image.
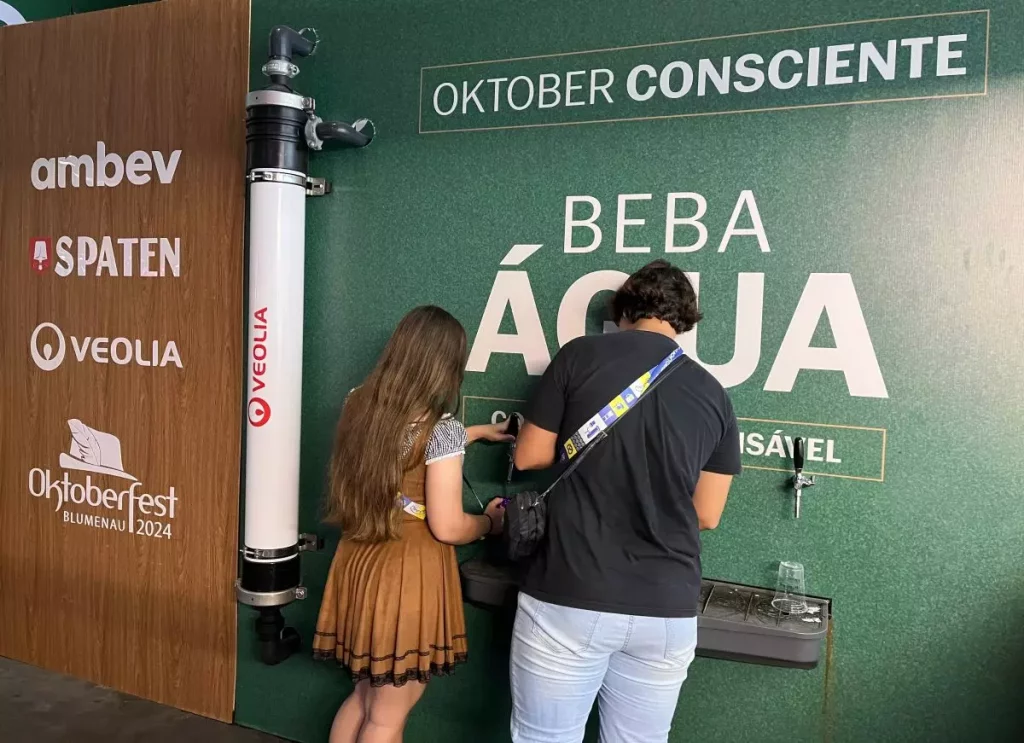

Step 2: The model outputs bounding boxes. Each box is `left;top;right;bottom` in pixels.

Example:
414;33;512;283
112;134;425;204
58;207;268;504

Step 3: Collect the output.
792;437;815;518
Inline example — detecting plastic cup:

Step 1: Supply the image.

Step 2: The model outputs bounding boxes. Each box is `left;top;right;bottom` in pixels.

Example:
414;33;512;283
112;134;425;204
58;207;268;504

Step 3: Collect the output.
771;561;809;615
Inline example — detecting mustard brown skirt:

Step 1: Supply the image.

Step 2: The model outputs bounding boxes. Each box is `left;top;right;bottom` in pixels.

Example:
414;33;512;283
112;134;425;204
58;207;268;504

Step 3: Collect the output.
312;518;468;686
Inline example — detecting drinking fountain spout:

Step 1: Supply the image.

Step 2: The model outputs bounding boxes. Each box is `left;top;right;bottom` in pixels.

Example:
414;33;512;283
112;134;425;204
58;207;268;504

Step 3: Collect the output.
792;437;815;518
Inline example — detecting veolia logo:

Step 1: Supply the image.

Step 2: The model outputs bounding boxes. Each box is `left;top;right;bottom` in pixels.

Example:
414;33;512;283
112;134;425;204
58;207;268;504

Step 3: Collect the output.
29;321;183;371
248;396;271;427
31;141;182;191
30;322;66;371
0;2;27;26
248;307;271;427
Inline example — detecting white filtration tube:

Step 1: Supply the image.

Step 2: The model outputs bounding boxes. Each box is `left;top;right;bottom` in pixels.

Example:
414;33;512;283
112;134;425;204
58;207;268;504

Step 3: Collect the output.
244;175;306;551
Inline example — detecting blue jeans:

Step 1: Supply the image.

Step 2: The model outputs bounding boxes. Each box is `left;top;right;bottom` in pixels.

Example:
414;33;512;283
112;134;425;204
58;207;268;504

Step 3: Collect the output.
510;592;698;743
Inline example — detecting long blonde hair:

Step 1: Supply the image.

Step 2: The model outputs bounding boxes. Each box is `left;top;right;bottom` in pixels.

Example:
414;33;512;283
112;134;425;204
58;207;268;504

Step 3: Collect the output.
324;306;466;542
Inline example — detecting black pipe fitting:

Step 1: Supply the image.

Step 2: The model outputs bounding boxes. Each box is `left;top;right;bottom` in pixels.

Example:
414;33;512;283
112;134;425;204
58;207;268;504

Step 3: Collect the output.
265;26;316;90
254;607;301;666
316;118;375;148
269;25;316;62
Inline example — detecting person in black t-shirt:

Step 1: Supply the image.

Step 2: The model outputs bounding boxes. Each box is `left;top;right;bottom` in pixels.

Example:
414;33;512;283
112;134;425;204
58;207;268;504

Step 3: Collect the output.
508;260;740;743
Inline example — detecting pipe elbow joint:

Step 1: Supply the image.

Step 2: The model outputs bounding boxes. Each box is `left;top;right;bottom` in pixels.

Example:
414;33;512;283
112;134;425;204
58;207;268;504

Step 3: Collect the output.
269;25;316;62
315;118;375;149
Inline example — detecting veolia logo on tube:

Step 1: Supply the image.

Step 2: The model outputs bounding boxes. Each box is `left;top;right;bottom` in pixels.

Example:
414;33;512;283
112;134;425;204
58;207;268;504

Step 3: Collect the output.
248;307;271;427
30;141;182;191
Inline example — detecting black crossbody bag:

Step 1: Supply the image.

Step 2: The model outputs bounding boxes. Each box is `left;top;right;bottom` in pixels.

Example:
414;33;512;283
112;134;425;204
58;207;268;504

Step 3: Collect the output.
502;347;686;561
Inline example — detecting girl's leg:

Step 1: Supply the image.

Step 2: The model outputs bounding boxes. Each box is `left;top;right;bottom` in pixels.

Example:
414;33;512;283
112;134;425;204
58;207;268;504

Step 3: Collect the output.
357;680;428;743
329;680;370;743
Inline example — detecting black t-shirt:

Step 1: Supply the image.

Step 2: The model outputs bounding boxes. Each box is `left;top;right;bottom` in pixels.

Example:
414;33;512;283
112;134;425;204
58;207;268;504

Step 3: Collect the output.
521;330;741;618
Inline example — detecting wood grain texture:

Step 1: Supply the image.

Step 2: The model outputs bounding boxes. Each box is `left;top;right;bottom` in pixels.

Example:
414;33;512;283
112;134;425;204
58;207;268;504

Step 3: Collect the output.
0;0;251;722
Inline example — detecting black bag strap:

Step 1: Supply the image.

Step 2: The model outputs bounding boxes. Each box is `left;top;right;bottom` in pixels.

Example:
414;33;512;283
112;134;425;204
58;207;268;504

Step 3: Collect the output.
538;353;687;499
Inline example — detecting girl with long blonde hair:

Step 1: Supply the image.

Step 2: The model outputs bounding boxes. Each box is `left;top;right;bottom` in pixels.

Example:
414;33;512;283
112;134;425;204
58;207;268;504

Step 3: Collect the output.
313;305;508;743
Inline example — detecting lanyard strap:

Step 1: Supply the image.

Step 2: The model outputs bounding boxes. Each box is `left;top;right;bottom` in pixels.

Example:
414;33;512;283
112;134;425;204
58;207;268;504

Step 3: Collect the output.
400;475;482;521
561;346;684;462
406;347;685;515
399;495;426;519
536;346;686;500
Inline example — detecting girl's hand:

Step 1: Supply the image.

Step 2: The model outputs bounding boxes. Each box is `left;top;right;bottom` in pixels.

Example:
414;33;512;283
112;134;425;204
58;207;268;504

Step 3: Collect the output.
467;419;515;444
484;498;505;535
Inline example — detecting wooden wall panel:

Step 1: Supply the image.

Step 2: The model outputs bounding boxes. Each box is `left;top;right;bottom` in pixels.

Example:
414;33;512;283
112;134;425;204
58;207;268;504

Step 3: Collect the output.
0;0;250;721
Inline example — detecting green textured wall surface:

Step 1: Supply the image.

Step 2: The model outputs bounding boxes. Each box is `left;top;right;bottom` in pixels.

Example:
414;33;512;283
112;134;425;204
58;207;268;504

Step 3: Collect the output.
0;0;144;24
237;1;1024;741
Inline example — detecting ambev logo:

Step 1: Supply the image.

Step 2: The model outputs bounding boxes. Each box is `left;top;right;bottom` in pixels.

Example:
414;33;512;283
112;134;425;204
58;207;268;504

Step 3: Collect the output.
28;419;180;539
29;321;183;372
31;141;182;191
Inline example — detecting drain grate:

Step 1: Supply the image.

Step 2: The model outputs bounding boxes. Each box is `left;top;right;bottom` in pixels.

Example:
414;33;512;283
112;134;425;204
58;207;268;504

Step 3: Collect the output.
696;579;831;668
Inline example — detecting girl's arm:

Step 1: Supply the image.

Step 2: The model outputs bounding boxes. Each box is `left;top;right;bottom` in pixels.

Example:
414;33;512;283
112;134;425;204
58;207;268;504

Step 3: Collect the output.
466;419;514;445
424;455;502;544
423;418;505;544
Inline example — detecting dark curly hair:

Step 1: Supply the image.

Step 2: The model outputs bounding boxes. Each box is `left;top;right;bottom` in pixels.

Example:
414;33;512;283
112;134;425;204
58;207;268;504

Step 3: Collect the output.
611;260;702;334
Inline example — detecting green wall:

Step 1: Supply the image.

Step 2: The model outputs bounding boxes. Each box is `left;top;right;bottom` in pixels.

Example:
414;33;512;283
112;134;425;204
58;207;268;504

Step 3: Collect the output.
0;0;146;24
235;1;1024;741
